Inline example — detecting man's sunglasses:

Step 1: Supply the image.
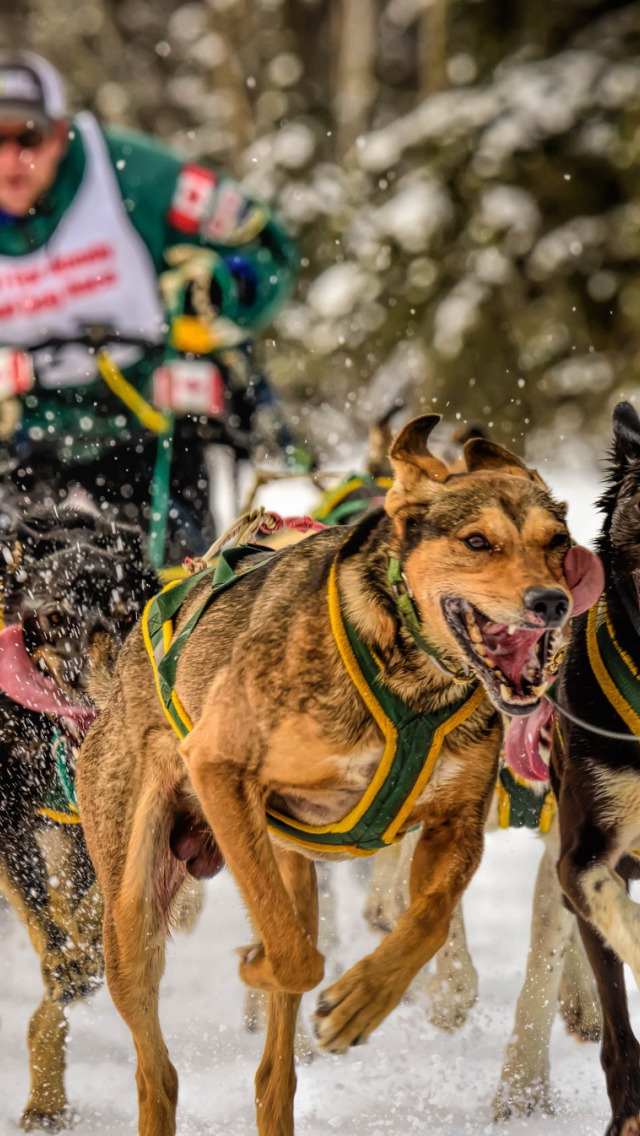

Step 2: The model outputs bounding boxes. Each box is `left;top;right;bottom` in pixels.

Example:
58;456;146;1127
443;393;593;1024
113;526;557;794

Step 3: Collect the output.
0;128;47;150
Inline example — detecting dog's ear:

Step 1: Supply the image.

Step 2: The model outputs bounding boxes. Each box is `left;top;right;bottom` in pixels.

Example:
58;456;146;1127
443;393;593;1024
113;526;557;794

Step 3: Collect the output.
389;415;450;488
598;401;640;526
464;438;545;485
612;401;640;467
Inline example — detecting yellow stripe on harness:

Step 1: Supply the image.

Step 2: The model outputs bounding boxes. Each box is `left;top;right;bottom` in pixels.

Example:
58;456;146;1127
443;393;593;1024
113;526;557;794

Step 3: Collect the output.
141;579;195;736
586;601;640;736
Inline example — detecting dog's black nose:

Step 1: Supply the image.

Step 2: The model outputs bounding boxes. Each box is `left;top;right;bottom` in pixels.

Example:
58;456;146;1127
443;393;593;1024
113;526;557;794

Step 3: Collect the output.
523;587;569;627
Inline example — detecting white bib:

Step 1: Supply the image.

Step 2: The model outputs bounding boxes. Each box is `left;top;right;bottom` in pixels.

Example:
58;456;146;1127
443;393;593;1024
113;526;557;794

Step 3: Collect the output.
0;112;165;388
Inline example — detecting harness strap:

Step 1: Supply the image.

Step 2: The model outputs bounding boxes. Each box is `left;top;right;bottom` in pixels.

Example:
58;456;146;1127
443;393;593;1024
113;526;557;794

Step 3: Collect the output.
495;766;554;834
142;544;276;737
266;561;484;853
38;731;81;826
142;540;485;856
585;598;640;736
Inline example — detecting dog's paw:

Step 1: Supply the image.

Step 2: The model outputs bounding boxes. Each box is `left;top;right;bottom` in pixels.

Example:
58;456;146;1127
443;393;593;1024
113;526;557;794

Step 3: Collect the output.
422;971;478;1032
313;958;400;1054
492;1078;554;1122
20;1106;76;1132
238;941;324;994
559;995;602;1043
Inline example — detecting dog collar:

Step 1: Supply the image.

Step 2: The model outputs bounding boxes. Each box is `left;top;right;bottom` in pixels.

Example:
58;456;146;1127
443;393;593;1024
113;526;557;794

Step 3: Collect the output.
387;555;472;684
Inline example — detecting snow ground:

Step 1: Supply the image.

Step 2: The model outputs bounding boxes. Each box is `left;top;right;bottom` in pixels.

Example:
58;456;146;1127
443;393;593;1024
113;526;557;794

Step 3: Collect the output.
0;461;628;1136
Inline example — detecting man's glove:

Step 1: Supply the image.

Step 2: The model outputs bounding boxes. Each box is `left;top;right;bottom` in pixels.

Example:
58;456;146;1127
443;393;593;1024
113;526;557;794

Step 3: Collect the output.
160;245;248;355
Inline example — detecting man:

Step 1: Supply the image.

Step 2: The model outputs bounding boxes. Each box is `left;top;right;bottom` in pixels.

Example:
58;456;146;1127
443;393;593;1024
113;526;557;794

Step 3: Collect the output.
0;50;298;562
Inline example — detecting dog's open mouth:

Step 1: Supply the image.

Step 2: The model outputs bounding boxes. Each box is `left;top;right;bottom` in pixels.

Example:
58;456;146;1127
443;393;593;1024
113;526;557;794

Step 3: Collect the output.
442;597;563;714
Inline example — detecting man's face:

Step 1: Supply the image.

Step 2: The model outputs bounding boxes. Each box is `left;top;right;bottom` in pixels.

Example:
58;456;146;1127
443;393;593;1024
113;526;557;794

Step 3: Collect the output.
0;120;67;216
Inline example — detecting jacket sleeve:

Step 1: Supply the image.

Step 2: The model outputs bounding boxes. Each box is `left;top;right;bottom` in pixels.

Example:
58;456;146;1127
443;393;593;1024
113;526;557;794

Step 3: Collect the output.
104;127;298;335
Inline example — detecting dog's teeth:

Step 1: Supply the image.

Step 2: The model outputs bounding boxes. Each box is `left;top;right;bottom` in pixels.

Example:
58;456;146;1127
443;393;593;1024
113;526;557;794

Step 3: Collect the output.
475;643;487;656
508;624;516;635
465;612;483;644
499;683;512;702
532;683;547;696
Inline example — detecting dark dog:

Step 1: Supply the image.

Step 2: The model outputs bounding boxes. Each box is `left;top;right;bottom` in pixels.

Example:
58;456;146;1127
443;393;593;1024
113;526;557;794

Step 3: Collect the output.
76;415;597;1136
553;401;640;1136
0;505;157;1132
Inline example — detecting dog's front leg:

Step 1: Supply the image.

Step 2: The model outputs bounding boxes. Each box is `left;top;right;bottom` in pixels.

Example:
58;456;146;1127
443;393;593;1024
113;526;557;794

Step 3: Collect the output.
576;910;640;1136
313;817;483;1054
254;847;319;1136
20;995;70;1132
184;732;324;995
494;830;575;1120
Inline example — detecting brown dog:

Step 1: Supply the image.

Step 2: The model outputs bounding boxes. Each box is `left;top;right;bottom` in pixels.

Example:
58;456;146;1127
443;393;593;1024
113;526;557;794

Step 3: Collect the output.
76;414;577;1136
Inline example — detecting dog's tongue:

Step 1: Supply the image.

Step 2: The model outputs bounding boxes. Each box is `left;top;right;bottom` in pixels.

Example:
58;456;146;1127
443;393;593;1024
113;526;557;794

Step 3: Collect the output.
563;545;604;615
0;624;95;729
501;548;602;782
484;626;543;685
504;698;554;782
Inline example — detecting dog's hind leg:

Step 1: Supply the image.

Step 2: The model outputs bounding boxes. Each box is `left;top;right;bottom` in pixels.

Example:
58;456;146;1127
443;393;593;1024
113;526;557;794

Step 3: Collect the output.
255;847;319;1136
102;900;178;1136
313;812;484;1054
494;835;574;1120
97;790;180;1136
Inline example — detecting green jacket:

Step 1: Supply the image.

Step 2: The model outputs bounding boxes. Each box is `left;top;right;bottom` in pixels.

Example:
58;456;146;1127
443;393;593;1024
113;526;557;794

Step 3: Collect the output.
0;117;297;462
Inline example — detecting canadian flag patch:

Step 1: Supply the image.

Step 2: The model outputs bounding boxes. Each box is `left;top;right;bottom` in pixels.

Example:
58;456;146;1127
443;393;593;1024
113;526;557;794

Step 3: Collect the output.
153;360;225;418
167;165;218;234
0;349;34;400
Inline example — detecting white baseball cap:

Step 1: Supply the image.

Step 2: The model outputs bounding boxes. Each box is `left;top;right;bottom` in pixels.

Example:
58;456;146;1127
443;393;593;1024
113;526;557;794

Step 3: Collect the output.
0;51;66;128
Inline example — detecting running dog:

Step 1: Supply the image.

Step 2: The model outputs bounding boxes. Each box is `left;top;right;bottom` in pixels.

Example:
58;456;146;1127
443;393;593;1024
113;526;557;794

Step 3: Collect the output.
76;415;599;1136
0;506;157;1132
553;401;640;1136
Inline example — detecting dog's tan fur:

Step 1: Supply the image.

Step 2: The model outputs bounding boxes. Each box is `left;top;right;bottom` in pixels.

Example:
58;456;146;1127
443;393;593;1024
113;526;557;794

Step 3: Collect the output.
76;415;573;1136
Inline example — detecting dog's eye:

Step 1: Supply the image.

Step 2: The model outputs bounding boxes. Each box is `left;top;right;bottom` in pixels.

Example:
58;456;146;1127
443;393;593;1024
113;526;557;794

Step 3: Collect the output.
548;532;569;551
462;533;492;552
48;612;63;626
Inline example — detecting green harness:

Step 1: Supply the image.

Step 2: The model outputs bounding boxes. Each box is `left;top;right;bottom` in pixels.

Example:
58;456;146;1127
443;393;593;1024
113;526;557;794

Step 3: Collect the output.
141;544;485;857
584;596;640;735
38;731;81;826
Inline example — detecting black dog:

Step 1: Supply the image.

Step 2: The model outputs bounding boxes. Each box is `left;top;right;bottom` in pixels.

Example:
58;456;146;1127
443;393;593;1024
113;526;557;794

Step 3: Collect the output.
0;505;157;1132
554;401;640;1136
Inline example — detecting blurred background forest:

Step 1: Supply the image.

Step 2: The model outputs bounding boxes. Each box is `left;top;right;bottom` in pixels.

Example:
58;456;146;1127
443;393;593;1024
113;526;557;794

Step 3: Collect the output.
2;0;640;465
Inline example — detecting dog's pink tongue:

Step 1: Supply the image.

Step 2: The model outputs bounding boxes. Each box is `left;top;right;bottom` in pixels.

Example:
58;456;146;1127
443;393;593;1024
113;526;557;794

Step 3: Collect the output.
485;627;542;685
504;698;554;782
564;545;604;615
0;624;94;727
